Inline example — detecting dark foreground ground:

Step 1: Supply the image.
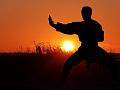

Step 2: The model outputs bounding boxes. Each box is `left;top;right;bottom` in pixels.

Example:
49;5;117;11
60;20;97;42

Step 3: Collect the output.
0;52;120;90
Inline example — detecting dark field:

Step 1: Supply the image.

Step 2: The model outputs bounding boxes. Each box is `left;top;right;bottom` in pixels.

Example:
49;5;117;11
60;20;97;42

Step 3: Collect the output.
0;52;120;90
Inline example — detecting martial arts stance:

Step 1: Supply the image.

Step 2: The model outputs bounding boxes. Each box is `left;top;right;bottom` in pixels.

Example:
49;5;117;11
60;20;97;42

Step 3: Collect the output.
48;6;117;83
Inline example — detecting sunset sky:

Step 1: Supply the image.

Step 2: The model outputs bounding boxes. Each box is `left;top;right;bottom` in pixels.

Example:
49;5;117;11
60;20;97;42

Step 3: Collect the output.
0;0;120;53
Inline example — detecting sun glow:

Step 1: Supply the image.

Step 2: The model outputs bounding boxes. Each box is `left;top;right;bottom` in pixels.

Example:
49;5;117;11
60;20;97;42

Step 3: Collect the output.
62;42;74;51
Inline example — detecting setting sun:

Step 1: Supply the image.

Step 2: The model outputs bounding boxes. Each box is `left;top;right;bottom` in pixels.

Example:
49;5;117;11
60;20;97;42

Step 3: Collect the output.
62;42;74;51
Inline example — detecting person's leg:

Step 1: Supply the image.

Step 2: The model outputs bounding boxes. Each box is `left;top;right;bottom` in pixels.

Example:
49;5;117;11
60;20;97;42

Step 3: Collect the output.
61;49;85;83
97;46;118;80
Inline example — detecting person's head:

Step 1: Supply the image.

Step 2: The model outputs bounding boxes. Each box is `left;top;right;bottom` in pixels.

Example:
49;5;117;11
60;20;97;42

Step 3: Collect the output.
81;6;92;21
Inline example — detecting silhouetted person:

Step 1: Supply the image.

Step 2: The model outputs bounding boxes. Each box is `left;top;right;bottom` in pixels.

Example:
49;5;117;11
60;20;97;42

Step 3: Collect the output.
48;6;118;83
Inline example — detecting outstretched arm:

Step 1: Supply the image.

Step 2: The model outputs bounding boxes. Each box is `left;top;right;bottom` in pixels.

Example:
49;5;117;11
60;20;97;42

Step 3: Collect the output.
48;15;76;35
48;15;66;30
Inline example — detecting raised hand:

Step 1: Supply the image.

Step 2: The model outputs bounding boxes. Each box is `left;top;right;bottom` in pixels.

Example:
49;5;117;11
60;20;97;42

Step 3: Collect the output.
48;15;56;28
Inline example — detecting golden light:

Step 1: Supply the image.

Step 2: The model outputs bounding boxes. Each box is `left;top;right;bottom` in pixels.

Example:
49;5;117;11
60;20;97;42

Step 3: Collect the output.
62;42;74;51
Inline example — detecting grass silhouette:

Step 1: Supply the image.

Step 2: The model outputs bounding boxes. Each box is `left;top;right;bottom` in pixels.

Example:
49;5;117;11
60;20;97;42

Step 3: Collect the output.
0;45;120;89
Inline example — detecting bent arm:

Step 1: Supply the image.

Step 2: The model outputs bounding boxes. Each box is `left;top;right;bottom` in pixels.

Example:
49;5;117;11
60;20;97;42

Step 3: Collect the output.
97;24;104;42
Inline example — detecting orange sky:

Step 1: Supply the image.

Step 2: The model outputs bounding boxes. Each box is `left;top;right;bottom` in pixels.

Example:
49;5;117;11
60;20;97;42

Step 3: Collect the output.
0;0;120;53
